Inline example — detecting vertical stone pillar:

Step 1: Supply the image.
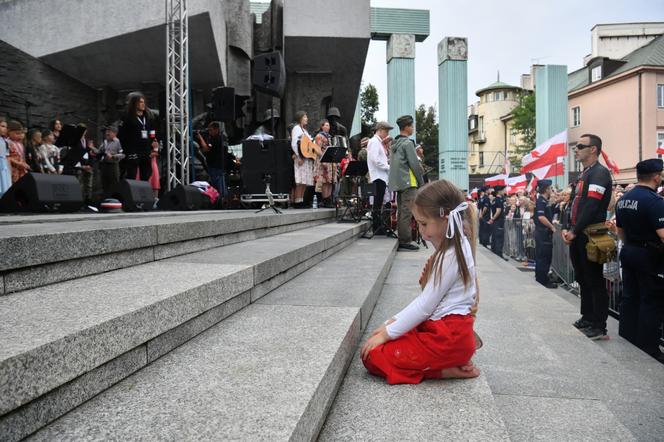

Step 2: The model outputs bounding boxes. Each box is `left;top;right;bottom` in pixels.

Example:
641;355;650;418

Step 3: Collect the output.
535;64;568;188
387;34;416;138
438;37;469;190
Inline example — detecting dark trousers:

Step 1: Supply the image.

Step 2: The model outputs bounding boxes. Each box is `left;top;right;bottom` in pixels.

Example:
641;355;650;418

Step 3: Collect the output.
479;218;491;245
490;222;504;257
569;234;608;328
208;167;227;198
535;228;553;285
100;162;120;198
126;155;152;182
619;244;664;356
372;179;387;233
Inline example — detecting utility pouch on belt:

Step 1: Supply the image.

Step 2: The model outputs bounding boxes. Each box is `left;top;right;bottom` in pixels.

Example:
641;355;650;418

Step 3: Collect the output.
583;222;616;264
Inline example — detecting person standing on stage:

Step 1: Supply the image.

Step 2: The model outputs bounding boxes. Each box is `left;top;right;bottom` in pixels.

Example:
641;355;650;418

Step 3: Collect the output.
118;93;159;182
367;121;392;235
615;158;664;362
326;107;348;138
534;179;557;288
290;111;314;208
488;185;506;259
563;134;612;340
388;115;425;250
197;121;228;198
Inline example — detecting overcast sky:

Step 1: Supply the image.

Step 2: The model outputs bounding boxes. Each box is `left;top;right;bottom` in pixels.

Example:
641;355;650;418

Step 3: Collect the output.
364;0;664;120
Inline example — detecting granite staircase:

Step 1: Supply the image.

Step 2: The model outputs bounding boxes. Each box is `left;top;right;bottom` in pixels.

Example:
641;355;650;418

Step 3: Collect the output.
0;209;399;441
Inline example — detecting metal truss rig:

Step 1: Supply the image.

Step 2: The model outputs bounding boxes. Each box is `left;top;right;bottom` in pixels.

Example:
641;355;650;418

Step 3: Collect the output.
165;0;190;190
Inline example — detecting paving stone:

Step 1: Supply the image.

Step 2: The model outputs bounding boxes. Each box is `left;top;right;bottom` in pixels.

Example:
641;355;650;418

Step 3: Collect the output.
493;394;635;441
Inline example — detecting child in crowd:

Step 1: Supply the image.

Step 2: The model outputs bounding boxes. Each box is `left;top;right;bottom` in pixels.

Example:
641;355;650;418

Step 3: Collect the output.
37;129;60;174
6;121;31;183
360;179;480;385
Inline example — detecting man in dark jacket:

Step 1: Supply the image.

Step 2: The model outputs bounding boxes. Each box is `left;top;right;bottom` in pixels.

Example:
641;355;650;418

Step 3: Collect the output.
388;115;424;251
563;133;612;340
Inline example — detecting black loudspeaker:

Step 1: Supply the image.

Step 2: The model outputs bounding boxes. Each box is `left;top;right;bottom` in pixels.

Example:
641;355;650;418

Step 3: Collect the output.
211;86;235;121
241;140;294;195
112;179;154;212
157;185;210;211
252;51;286;97
0;173;83;213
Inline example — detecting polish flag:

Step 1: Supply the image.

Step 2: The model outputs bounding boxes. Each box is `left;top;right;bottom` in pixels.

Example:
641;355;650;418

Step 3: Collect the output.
470;188;478;199
658;143;664;155
526;176;538;193
521;130;568;173
587;183;607;200
485;174;507;186
531;157;565;180
507;184;526;195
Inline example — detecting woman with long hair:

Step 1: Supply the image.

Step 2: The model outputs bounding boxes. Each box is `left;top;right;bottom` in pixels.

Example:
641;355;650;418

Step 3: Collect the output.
117;93;159;182
290;111;314;208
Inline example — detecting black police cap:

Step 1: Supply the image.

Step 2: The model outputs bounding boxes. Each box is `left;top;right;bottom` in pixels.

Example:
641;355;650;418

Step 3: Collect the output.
636;158;663;174
537;179;552;190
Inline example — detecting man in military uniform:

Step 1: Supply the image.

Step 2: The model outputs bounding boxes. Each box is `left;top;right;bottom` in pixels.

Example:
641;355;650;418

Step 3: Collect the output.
479;187;493;246
488;185;507;259
534;179;558;288
615;158;664;362
563;134;613;340
326;107;348;137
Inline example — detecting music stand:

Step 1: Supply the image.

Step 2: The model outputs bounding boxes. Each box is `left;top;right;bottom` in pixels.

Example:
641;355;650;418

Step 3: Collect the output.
337;161;368;223
320;146;347;164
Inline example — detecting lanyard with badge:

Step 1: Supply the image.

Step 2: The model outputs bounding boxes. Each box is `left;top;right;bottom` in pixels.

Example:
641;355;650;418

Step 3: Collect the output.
138;115;148;140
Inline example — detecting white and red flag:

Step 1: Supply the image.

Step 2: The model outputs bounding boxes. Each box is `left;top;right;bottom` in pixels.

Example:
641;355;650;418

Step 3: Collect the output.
600;151;620;175
526;176;538;194
521;130;567;173
506;174;527;187
531;156;565;180
484;174;507;187
658;143;664;155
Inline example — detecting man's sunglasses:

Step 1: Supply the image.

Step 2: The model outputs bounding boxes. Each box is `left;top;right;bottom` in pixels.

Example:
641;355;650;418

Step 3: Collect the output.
575;143;593;150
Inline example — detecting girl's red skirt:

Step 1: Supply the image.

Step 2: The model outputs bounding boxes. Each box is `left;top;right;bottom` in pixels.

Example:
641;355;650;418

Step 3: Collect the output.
363;314;476;385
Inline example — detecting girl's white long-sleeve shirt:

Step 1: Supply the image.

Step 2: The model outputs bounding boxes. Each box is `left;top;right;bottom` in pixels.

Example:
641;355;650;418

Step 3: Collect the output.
386;237;477;339
291;125;309;156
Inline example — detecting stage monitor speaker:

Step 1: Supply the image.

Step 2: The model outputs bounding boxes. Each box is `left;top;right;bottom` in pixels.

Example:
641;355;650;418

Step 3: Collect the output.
112;179;154;212
252;51;286;97
211;86;235;121
0;173;83;213
241;140;294;195
157;185;210;211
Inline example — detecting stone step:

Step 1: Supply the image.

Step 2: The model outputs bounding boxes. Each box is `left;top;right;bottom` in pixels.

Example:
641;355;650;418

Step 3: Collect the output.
23;238;397;441
0;209;335;294
0;221;368;441
319;248;512;441
473;247;654;441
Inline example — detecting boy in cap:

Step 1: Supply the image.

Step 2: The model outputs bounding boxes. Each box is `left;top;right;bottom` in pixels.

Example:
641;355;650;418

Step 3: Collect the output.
615;158;664;362
388;115;424;250
534;179;558;288
367;121;393;235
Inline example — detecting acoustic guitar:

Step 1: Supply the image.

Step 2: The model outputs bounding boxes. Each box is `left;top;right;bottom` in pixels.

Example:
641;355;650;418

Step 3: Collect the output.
298;134;322;160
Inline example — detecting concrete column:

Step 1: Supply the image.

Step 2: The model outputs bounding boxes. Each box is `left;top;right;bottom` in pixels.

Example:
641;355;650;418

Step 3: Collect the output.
387;34;416;138
351;85;362;137
535;64;568;188
438;37;469;191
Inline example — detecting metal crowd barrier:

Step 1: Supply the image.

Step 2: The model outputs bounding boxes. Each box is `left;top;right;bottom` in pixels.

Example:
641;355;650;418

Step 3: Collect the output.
551;224;577;290
502;218;536;263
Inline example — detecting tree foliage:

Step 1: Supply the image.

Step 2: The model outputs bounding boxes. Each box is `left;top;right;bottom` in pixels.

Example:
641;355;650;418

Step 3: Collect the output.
415;104;439;181
360;84;379;126
510;92;536;157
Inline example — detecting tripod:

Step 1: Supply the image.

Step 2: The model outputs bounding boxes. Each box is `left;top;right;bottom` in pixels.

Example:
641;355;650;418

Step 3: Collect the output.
255;174;282;214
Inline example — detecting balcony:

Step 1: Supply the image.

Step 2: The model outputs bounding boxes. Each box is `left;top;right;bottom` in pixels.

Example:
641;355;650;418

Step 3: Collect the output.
475;131;486;143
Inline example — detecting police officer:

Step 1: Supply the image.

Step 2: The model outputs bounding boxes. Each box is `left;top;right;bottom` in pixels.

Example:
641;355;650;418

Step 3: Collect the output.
563;133;612;340
477;187;487;245
534;179;558;288
480;187;493;246
489;185;507;260
615;158;664;362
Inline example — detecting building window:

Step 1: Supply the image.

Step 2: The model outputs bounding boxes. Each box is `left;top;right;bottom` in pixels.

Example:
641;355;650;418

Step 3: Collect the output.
469;118;476;130
658;131;664;159
479;151;484;168
510;130;517;145
591;66;602;82
479;116;484;133
658;84;664;108
571;106;581;127
494;91;502;101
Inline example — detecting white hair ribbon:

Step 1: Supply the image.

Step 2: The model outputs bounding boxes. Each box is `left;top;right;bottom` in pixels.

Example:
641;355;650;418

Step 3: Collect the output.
445;202;469;239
